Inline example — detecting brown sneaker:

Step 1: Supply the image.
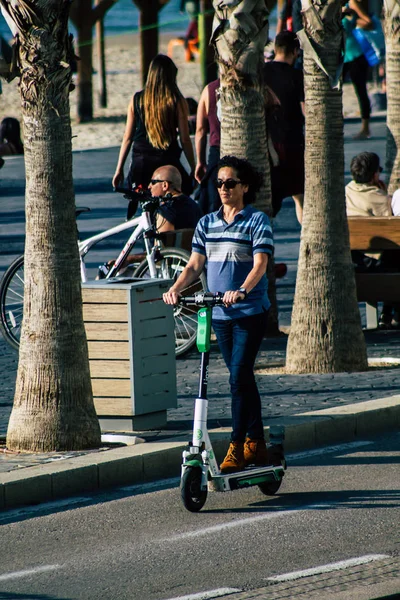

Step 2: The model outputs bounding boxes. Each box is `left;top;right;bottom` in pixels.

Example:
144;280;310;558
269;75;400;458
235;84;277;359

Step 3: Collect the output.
268;443;285;467
244;437;269;467
220;442;245;473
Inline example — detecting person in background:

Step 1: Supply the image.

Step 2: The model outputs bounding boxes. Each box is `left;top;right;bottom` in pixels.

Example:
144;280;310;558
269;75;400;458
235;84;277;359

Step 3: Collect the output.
163;156;284;473
264;31;305;223
112;54;195;195
100;166;201;279
391;187;400;218
345;152;390;218
150;165;202;232
194;78;221;214
0;117;23;156
276;0;302;36
342;4;372;140
345;151;398;328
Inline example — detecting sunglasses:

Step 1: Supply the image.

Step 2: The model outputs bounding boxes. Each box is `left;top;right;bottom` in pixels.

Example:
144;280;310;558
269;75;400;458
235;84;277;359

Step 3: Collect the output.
150;179;171;185
215;178;243;189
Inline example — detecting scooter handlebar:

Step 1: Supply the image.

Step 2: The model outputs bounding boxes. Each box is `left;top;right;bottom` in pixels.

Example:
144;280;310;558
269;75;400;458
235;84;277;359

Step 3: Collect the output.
179;291;239;307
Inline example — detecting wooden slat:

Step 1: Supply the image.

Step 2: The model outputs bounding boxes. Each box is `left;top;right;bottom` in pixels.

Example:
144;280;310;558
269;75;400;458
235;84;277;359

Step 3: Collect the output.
83;304;128;322
89;360;130;378
82;289;128;304
87;341;130;360
92;378;131;397
355;273;400;303
84;322;129;341
348;217;400;250
94;397;133;416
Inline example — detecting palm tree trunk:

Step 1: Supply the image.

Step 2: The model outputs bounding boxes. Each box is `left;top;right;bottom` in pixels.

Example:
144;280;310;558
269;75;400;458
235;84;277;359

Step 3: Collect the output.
286;0;368;373
219;87;271;213
3;0;101;451
384;0;400;194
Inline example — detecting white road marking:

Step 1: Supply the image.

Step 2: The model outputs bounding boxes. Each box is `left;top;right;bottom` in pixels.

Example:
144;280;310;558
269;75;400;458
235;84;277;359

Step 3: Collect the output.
289;441;371;462
266;554;389;582
162;508;302;542
0;564;60;581
162;589;241;600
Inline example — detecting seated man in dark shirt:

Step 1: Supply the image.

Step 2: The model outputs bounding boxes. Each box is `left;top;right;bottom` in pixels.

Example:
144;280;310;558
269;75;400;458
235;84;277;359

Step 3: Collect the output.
98;165;201;278
150;165;202;232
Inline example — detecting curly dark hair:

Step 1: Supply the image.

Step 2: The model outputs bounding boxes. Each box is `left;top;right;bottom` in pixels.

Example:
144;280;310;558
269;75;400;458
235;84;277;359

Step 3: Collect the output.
217;155;263;204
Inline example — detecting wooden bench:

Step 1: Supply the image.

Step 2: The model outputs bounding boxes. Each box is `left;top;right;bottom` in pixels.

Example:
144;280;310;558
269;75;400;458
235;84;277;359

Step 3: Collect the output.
348;216;400;328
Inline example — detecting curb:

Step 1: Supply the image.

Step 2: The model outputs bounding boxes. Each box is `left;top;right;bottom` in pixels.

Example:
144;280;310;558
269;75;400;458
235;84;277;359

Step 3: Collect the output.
0;395;399;511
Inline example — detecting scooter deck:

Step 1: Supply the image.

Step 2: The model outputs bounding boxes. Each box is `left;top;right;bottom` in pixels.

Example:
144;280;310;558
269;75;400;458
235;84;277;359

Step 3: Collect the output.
209;463;285;492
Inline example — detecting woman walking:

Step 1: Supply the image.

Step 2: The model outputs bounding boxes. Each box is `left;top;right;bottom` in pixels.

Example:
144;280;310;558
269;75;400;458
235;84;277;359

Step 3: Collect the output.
112;54;195;194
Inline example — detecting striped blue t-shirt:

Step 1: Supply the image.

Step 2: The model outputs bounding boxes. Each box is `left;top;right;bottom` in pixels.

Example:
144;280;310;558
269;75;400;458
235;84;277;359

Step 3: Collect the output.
192;204;274;320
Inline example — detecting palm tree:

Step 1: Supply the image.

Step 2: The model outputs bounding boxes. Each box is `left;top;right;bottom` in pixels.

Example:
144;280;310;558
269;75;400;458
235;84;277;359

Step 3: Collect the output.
211;0;271;213
383;0;400;194
285;0;368;372
1;0;101;451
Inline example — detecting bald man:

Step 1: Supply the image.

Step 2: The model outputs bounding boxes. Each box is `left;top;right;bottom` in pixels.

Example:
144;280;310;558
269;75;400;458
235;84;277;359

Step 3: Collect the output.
97;166;201;278
149;165;202;232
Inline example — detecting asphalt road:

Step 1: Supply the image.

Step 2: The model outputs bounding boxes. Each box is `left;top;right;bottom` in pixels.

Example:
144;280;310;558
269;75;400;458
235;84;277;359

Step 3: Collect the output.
0;431;399;600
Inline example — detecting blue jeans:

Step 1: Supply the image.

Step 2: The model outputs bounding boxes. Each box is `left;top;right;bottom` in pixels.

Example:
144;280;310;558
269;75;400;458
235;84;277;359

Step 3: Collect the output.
212;311;268;442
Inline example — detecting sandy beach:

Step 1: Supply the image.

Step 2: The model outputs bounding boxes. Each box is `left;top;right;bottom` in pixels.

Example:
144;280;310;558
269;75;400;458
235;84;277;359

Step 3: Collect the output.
0;31;376;153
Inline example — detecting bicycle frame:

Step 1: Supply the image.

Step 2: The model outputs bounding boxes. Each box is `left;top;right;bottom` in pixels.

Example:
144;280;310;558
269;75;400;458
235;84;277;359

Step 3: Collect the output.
79;209;157;282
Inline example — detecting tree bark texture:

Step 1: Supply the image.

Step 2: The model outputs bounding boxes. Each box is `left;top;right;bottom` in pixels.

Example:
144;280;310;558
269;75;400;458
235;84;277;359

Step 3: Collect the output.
384;0;400;195
286;0;368;373
2;0;101;451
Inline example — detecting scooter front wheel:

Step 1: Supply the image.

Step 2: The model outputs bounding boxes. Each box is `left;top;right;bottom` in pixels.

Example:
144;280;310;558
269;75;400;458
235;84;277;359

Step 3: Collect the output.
181;467;207;512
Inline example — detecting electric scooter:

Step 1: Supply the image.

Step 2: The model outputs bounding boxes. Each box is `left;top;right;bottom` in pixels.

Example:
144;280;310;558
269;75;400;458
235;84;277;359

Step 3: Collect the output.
178;291;287;512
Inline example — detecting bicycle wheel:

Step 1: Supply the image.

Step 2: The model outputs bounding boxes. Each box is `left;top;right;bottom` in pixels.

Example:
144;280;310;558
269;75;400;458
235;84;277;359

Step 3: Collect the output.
0;255;24;350
133;248;207;356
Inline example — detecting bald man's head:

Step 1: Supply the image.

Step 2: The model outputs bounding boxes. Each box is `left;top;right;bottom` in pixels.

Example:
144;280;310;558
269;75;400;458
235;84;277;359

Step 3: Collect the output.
150;165;182;196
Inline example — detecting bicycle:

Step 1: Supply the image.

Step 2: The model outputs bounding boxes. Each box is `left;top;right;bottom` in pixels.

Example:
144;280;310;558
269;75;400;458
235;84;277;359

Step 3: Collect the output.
0;187;206;356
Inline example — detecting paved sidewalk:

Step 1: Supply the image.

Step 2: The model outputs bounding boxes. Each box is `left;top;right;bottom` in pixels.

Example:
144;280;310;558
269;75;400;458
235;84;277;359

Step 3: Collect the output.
0;115;399;510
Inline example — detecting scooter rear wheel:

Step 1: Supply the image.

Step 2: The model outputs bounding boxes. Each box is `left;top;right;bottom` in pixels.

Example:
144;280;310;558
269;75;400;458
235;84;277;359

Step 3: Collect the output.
258;479;282;496
181;467;207;512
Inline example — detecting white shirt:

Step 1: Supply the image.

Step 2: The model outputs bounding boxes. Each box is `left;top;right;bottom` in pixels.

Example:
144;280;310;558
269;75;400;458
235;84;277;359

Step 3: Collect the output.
391;189;400;216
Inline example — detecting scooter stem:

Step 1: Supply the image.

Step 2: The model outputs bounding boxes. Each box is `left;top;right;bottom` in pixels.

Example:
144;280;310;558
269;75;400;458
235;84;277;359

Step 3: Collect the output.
198;351;209;399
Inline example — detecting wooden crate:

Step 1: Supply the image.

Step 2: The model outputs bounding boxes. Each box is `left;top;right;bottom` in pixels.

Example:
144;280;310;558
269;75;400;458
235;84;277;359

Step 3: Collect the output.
81;279;176;431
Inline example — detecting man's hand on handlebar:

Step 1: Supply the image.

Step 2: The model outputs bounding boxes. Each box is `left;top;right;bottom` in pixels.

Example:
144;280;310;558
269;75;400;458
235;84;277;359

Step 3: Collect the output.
163;290;182;305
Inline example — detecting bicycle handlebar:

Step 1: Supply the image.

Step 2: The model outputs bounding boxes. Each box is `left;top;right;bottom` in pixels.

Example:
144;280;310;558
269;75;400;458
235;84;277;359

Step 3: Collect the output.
113;186;150;201
113;187;169;209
